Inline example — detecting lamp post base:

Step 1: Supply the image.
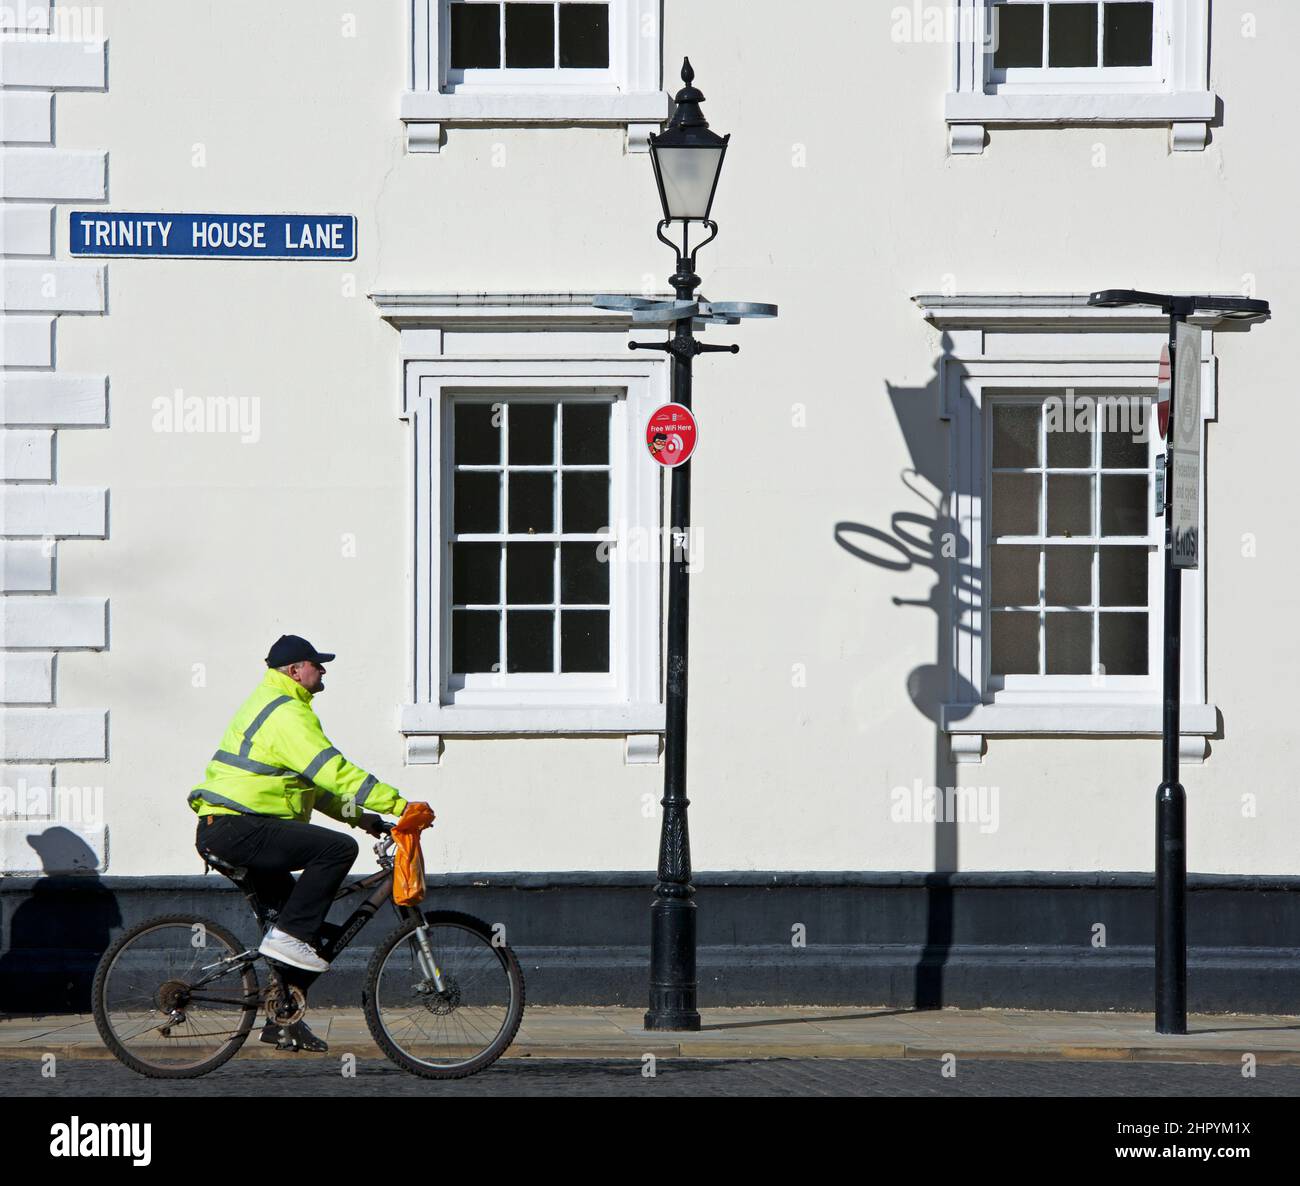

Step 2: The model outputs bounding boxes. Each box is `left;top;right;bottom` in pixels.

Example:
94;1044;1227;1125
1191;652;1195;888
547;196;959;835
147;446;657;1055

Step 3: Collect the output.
644;1007;702;1031
644;895;701;1031
1155;779;1188;1035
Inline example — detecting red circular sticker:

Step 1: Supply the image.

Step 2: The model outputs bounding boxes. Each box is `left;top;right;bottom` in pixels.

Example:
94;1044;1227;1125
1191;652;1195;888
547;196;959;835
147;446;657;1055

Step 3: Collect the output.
646;403;698;468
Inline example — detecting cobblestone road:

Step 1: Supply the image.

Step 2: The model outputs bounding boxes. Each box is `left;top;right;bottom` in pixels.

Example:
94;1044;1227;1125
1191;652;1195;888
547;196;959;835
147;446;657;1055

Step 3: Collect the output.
7;1057;1297;1096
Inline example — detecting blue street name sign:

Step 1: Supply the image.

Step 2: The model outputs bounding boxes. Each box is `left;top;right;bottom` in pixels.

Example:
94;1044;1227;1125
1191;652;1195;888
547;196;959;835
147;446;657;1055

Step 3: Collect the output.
68;212;356;260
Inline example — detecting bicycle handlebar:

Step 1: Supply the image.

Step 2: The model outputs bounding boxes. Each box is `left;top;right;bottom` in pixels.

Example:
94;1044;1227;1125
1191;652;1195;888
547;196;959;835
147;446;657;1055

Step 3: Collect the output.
371;815;433;856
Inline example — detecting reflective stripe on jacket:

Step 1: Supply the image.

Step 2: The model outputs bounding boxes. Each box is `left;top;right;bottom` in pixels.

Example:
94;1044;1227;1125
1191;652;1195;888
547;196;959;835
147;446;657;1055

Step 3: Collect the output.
188;667;407;825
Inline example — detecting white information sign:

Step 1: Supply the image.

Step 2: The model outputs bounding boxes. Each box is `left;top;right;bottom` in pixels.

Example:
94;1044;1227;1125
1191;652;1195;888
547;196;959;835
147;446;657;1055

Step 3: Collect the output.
1170;321;1202;569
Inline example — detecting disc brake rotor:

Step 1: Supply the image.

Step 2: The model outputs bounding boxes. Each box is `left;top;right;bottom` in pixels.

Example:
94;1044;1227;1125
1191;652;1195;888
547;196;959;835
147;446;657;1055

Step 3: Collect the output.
422;974;461;1016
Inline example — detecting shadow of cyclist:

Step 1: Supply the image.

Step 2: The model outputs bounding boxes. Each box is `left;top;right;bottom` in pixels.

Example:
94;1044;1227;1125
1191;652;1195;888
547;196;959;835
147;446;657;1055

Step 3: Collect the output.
0;828;122;1016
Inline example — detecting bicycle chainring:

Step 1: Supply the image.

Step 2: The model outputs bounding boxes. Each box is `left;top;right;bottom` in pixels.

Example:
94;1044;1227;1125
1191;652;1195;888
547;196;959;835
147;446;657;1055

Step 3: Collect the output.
265;982;307;1025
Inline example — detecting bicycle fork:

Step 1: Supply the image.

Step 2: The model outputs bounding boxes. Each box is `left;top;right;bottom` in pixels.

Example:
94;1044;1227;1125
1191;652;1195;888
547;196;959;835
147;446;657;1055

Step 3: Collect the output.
411;922;447;994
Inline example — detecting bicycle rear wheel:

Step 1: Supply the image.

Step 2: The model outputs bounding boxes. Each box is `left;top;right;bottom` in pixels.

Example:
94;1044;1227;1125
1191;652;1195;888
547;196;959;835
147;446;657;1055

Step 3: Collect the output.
92;913;260;1078
363;911;525;1080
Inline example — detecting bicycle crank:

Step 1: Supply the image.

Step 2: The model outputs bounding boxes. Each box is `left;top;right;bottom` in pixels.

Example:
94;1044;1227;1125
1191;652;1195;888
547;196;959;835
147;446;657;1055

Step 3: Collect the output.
264;982;307;1026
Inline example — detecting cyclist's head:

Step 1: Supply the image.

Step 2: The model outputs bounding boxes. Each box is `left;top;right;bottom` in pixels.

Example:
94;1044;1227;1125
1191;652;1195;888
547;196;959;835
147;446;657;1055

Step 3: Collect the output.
279;659;325;694
265;634;333;694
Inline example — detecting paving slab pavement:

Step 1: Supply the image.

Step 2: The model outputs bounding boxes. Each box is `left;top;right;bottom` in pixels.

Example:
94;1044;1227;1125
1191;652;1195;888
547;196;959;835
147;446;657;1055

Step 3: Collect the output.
4;1006;1300;1065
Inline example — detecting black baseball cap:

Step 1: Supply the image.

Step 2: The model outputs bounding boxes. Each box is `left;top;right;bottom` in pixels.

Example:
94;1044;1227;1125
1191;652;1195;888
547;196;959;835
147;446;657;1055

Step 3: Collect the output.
265;634;336;668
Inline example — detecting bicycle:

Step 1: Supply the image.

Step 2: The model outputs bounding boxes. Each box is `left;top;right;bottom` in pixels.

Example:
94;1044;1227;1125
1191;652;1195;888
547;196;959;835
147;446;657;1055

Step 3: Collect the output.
91;824;525;1080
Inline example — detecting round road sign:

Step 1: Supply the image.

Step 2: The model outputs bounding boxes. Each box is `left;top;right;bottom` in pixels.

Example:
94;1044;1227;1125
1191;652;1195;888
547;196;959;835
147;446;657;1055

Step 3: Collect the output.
646;403;698;468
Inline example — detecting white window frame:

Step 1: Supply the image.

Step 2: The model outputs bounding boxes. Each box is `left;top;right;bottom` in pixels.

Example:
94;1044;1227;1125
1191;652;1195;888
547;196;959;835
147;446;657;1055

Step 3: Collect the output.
984;390;1163;696
988;0;1164;90
404;0;669;153
946;0;1215;154
444;1;617;92
912;294;1222;765
441;387;628;702
368;292;676;764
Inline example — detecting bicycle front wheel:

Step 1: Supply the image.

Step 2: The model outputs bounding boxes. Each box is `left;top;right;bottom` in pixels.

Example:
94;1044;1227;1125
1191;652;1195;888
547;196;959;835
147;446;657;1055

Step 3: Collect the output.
363;911;525;1079
92;913;260;1078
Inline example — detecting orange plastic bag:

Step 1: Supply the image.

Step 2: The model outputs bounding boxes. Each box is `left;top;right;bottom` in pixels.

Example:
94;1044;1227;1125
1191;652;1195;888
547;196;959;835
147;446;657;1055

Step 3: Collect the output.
391;801;435;905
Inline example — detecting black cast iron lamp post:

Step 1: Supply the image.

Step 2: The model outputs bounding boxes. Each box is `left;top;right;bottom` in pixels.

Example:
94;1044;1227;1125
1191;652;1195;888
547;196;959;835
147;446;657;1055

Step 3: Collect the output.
1088;289;1269;1036
595;58;775;1032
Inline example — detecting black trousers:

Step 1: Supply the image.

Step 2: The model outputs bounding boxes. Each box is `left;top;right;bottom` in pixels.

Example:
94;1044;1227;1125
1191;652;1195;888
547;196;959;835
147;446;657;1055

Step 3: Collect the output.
195;814;358;950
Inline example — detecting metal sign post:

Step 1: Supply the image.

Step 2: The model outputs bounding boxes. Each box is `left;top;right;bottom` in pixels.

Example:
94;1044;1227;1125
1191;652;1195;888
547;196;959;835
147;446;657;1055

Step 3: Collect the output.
1157;308;1191;1036
1089;290;1270;1034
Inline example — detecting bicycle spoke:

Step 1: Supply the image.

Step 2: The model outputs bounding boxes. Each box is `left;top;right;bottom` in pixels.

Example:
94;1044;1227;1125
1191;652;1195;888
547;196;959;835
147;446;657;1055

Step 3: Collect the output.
115;1014;175;1043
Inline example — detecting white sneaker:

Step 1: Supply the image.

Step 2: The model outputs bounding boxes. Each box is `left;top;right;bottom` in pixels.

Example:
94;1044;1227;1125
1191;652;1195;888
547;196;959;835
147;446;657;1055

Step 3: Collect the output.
258;926;329;973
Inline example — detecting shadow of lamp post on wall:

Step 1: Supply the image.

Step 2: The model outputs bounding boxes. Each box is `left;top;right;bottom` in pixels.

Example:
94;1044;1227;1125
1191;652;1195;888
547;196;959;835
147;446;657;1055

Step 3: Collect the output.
595;58;777;1031
1087;289;1271;1036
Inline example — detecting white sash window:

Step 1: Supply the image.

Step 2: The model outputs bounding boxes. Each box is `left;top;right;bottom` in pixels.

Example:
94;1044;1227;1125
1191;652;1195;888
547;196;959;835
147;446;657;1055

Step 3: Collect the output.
987;393;1160;691
912;294;1223;765
404;0;668;152
372;292;671;765
946;0;1214;152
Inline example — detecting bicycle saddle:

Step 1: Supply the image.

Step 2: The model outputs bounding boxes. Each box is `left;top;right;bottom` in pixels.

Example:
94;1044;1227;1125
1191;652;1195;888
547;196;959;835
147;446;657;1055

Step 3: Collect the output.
201;852;251;882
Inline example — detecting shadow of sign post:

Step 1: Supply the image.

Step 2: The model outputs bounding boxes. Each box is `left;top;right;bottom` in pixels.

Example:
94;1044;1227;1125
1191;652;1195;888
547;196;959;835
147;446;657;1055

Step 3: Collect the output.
834;361;981;1007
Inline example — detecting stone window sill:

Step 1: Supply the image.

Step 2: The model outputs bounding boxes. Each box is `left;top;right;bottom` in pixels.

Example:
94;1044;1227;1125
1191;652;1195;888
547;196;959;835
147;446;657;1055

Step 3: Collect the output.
400;90;670;153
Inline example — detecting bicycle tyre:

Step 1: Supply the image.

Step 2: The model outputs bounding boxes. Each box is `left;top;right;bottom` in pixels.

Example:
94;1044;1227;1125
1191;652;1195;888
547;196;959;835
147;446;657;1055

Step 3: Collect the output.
362;910;525;1080
92;913;260;1079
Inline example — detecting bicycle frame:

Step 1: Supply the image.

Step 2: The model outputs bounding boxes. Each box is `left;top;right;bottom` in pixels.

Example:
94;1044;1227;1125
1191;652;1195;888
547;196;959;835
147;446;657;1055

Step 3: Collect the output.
191;836;445;1002
315;867;448;993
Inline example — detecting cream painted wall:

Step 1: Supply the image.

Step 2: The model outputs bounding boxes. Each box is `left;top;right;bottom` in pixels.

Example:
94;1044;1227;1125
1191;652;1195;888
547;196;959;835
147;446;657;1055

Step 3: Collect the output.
43;1;1300;875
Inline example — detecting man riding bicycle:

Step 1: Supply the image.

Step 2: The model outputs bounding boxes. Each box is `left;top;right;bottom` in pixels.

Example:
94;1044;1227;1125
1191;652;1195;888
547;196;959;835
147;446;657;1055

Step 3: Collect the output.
189;633;430;1052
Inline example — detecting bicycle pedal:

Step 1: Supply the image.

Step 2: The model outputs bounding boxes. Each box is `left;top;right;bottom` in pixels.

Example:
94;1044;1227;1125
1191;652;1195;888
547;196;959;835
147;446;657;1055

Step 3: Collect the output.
260;1024;300;1052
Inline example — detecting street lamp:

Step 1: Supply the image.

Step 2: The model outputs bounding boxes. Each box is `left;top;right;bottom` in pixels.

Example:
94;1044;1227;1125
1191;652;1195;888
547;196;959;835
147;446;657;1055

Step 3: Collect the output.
1087;289;1270;1035
595;58;775;1032
648;59;729;223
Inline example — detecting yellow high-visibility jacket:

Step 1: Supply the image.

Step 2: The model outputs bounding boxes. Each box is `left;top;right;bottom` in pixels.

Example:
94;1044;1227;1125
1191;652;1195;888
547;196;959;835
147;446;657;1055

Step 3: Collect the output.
188;667;407;826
